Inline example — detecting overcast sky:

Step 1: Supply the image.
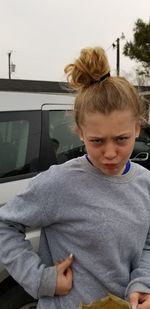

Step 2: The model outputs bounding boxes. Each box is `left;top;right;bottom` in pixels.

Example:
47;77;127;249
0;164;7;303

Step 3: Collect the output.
0;0;149;82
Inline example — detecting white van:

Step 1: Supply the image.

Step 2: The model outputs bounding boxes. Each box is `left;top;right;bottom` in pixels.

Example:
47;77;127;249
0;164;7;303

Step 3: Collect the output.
0;78;84;309
0;79;149;308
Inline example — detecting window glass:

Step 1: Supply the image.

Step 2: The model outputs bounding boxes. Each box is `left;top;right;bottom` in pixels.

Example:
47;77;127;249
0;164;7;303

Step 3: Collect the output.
0;111;41;179
49;110;85;163
0;120;29;176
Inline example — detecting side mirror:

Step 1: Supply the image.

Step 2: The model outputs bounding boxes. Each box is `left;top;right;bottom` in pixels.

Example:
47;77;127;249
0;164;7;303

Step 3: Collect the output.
131;152;149;162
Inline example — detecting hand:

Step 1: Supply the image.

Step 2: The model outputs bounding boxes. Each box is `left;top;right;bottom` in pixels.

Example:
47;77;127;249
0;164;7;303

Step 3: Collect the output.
129;292;150;309
55;254;74;296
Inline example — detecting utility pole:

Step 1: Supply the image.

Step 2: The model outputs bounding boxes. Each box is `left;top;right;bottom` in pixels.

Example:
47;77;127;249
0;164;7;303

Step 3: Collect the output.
112;33;125;76
116;38;120;76
7;51;16;79
8;51;12;79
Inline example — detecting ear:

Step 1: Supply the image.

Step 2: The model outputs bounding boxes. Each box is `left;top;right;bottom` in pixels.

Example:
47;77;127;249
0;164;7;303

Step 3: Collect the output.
135;123;141;138
76;127;84;141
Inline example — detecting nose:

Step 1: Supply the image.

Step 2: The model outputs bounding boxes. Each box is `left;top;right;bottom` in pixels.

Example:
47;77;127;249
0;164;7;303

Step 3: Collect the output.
103;142;117;160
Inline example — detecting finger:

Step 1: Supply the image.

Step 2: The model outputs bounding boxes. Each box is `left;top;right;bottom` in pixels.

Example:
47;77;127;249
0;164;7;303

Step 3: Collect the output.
129;292;139;309
65;267;73;280
65;268;73;289
58;254;73;272
131;305;137;309
138;296;150;309
55;259;64;265
138;301;150;309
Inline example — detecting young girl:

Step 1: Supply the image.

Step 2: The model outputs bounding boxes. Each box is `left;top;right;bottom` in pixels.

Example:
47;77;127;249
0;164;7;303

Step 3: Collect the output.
0;47;150;309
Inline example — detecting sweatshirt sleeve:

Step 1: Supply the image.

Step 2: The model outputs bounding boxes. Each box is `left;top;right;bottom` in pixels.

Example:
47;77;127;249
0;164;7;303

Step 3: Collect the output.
125;227;150;298
0;167;58;299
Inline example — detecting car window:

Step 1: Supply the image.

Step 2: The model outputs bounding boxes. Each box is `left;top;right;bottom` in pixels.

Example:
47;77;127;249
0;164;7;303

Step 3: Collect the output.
0;111;41;180
48;110;84;163
0;119;29;176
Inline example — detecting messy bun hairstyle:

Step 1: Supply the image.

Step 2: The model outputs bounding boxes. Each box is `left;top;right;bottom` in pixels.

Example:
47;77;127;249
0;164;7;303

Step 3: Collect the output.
64;47;110;89
64;47;144;129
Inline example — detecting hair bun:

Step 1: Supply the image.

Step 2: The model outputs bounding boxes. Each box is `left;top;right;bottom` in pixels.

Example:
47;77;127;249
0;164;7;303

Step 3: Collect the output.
64;47;110;90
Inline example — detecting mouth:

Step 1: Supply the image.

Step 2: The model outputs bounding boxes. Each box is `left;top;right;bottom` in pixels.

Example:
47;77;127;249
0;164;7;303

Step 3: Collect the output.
103;163;119;170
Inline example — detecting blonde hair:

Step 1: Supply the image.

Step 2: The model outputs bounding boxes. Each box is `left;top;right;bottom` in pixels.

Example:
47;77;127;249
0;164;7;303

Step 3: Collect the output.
64;47;144;129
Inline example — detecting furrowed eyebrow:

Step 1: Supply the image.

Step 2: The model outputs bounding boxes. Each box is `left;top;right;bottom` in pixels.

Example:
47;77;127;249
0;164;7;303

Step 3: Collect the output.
89;137;104;140
89;134;128;138
115;132;131;137
88;131;131;139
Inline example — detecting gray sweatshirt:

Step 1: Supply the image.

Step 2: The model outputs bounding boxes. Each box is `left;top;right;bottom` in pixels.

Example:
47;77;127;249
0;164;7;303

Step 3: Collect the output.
0;155;150;309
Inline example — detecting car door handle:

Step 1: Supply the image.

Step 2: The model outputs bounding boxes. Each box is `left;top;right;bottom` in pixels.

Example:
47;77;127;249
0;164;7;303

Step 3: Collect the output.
131;152;149;162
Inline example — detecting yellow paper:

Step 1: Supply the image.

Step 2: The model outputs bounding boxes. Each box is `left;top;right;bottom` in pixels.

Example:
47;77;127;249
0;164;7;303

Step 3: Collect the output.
79;293;131;309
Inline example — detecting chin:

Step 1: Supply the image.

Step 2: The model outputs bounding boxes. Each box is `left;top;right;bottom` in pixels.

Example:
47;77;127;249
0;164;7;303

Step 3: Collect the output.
101;166;123;176
104;171;118;176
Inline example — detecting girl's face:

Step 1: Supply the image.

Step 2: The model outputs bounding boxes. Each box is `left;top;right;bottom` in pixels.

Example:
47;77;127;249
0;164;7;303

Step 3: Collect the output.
79;109;140;176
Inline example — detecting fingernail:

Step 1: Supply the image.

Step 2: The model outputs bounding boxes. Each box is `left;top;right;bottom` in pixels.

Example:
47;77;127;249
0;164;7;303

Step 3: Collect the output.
69;253;73;258
131;305;137;309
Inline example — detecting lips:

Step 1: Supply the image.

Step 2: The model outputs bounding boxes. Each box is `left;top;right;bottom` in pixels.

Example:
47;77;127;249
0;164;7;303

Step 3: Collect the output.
103;163;119;169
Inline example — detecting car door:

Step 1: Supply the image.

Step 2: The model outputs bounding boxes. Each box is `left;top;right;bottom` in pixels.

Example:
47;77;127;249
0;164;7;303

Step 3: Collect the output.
0;110;41;206
40;103;85;171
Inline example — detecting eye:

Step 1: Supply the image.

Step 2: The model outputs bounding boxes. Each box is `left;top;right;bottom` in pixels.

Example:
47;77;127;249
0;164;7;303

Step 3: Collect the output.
116;137;129;144
90;139;103;145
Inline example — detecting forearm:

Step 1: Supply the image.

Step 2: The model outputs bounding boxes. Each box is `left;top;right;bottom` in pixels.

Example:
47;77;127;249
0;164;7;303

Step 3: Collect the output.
125;248;150;298
0;221;57;299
